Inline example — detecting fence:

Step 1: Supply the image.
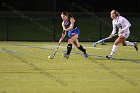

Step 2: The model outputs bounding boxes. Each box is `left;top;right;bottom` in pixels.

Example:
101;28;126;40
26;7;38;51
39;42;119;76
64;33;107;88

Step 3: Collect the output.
0;11;140;42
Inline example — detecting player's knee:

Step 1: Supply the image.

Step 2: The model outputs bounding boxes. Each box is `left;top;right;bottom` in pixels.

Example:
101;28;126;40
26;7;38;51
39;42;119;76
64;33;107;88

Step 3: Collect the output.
122;43;126;46
114;41;120;45
114;43;118;45
68;39;72;44
114;41;118;45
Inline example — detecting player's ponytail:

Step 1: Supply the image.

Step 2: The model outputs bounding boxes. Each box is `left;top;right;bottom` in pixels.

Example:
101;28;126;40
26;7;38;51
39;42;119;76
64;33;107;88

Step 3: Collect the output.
68;12;74;18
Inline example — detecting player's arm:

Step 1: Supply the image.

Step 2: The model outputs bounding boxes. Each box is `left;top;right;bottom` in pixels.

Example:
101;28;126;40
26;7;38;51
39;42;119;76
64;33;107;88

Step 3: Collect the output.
122;17;131;31
108;21;117;39
119;17;131;34
61;22;67;38
63;18;75;31
62;21;66;31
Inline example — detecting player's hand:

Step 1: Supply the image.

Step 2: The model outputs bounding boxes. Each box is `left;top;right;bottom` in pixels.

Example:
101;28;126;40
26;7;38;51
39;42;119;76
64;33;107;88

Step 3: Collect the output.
63;28;67;31
108;35;113;39
119;30;124;34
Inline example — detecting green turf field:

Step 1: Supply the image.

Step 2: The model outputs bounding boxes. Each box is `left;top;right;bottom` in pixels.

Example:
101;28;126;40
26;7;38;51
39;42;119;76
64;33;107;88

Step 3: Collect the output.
0;41;140;93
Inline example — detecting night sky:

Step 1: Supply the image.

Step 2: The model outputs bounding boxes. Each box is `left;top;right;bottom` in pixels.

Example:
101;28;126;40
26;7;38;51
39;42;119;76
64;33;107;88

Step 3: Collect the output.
0;0;140;12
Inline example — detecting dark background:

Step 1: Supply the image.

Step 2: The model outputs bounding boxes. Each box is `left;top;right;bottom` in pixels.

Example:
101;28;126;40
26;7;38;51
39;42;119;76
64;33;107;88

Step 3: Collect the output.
0;0;140;12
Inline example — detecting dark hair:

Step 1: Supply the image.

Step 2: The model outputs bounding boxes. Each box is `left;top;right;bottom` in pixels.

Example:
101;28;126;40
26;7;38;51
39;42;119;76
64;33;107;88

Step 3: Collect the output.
61;11;74;18
112;10;120;16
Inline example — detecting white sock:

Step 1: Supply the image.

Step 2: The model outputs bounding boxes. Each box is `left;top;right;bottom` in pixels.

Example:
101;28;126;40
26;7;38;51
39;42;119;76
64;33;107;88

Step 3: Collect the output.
125;41;134;46
110;45;118;56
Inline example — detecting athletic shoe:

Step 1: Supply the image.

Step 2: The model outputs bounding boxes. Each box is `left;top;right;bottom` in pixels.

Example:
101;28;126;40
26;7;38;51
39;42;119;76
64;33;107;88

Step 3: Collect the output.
106;55;113;59
64;53;70;59
83;49;88;58
134;42;138;51
83;53;88;58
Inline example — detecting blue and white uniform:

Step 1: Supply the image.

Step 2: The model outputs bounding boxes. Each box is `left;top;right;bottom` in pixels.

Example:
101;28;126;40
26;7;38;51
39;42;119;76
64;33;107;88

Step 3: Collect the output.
64;18;80;37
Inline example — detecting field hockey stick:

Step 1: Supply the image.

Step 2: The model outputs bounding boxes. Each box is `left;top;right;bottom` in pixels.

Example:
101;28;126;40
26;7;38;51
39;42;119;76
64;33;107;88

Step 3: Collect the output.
49;31;66;59
93;34;117;47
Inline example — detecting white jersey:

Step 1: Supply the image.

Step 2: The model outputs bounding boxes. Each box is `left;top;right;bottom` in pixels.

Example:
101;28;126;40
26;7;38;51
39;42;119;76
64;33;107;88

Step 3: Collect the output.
111;16;131;37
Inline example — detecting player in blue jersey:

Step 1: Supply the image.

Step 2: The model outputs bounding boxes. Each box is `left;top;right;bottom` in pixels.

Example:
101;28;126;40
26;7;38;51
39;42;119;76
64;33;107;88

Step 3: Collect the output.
61;11;88;59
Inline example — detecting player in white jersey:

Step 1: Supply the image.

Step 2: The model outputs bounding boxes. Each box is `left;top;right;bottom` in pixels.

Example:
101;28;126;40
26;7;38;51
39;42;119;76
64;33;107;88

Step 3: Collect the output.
106;10;138;59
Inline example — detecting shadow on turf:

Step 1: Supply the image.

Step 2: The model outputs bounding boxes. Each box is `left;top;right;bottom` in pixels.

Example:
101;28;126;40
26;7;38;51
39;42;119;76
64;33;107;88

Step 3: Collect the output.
88;54;140;64
11;43;140;64
68;51;140;64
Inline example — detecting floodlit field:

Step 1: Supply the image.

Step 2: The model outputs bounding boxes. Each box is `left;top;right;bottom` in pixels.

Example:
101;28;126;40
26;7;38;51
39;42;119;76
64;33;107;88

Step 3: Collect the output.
0;41;140;93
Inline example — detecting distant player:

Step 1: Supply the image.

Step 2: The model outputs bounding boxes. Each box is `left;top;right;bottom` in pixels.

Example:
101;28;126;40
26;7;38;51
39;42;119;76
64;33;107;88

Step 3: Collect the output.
61;11;88;59
106;10;138;59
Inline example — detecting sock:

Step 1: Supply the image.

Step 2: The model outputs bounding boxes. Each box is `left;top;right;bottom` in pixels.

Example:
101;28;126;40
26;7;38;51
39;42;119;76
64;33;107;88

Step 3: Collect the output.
78;45;86;53
125;41;134;46
110;45;118;56
67;44;72;54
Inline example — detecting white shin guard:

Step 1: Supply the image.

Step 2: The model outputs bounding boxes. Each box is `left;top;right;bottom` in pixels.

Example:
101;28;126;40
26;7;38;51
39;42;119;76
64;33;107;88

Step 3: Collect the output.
110;45;118;56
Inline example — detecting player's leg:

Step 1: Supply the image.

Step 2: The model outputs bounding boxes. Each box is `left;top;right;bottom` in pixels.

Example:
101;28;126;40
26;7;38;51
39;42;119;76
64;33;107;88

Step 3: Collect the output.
64;38;73;59
121;32;138;51
106;35;124;59
73;38;88;58
64;34;77;59
122;41;138;51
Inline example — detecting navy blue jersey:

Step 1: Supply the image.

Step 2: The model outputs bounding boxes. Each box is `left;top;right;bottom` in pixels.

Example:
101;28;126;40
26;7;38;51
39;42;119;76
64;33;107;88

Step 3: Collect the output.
64;17;77;29
63;17;80;37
